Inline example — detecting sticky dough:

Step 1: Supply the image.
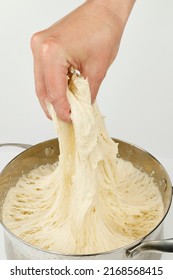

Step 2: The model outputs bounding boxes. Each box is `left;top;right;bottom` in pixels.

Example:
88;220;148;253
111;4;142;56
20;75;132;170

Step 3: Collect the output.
2;75;164;254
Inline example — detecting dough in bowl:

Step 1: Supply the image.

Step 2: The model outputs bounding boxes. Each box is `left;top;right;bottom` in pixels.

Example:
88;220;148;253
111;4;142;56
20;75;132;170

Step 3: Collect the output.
2;75;164;254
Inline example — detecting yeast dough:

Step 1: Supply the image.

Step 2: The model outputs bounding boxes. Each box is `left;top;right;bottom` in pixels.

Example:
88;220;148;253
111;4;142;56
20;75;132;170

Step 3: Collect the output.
2;75;164;254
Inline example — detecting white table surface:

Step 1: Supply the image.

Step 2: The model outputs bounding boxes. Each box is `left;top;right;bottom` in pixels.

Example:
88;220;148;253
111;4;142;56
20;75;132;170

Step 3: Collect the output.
0;147;173;260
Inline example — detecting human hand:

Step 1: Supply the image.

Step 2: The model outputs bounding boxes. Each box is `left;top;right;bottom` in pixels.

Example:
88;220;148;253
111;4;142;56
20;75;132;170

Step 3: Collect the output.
31;0;135;122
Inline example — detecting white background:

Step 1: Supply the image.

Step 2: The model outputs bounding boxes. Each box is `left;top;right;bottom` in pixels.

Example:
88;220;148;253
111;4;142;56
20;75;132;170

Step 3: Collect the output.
0;0;173;260
0;0;173;157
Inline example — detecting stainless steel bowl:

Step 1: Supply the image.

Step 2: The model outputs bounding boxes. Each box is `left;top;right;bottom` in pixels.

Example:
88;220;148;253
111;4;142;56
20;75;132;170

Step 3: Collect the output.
0;138;173;259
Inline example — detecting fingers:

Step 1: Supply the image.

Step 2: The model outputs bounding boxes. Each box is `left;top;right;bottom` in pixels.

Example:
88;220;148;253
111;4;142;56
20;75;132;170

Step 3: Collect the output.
31;32;50;118
33;59;51;119
40;40;71;122
31;34;71;122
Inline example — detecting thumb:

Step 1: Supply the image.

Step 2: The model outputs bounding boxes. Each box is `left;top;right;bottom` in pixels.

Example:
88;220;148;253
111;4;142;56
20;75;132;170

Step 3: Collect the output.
82;65;106;103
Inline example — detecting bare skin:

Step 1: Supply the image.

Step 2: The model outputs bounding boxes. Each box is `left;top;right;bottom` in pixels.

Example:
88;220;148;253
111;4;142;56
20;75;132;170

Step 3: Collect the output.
31;0;135;122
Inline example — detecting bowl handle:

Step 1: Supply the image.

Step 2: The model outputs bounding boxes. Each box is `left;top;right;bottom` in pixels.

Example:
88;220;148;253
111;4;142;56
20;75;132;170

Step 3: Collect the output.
127;238;173;258
0;143;31;149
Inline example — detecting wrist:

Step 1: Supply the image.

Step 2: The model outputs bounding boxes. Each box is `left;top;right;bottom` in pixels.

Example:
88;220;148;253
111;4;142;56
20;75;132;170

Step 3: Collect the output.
86;0;135;27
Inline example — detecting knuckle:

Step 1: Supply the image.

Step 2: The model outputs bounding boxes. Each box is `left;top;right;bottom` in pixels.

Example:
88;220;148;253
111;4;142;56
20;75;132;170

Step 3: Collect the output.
47;92;57;103
40;38;59;60
30;31;43;52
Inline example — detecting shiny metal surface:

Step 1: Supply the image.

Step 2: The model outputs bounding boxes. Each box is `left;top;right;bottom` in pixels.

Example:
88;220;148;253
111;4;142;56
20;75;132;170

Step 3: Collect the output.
0;138;172;259
0;143;31;149
127;238;173;258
